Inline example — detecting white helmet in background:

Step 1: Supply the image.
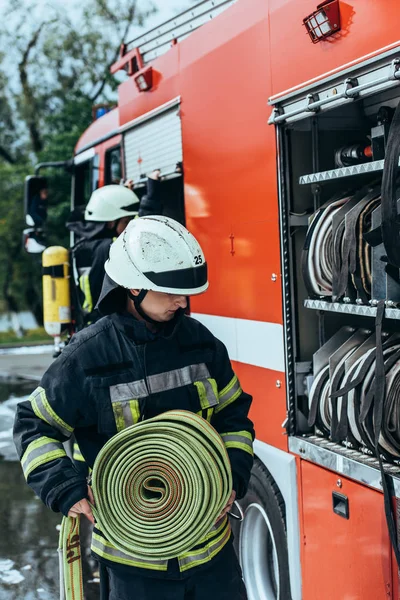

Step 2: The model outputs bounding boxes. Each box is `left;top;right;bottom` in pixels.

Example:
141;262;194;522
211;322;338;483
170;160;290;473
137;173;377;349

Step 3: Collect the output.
85;185;139;222
105;216;208;296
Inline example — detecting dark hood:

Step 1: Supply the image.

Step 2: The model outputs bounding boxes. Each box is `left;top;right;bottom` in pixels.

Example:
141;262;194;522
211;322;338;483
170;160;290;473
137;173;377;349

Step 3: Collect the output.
96;274;127;315
66;209;111;241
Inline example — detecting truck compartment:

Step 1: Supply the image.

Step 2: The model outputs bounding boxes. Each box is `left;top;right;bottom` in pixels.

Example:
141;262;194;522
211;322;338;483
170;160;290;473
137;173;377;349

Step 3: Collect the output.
276;55;400;481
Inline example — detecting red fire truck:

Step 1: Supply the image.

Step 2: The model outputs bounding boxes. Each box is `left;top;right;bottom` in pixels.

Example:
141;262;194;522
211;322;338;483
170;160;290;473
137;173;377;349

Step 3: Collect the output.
24;0;400;597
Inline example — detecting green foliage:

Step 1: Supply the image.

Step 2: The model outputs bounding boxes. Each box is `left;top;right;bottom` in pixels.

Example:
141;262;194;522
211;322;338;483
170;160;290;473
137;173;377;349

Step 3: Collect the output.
0;0;158;316
0;327;50;346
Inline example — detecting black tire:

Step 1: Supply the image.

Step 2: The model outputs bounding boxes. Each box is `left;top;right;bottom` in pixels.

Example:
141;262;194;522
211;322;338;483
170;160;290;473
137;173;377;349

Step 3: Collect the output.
231;458;292;600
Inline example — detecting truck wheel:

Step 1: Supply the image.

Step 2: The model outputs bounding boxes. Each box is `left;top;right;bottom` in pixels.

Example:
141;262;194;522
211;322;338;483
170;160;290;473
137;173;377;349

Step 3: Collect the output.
232;458;292;600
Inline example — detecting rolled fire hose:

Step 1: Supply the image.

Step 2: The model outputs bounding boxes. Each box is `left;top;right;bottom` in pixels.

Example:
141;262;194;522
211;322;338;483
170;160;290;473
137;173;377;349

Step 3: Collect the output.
58;410;233;599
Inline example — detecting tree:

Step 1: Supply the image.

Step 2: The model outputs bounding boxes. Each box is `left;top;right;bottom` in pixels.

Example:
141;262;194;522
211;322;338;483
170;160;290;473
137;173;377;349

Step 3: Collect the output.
0;0;157;319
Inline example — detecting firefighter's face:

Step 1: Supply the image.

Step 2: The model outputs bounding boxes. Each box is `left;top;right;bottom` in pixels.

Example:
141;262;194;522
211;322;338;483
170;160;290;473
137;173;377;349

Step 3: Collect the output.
116;216;134;235
130;289;187;322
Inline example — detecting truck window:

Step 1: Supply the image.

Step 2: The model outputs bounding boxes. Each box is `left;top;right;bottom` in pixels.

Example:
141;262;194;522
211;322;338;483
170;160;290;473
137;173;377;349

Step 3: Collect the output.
105;146;122;185
74;158;94;208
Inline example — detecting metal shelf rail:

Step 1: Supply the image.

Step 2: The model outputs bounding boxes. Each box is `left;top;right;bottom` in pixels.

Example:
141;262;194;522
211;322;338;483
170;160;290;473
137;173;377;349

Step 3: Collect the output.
304;298;400;319
298;158;393;185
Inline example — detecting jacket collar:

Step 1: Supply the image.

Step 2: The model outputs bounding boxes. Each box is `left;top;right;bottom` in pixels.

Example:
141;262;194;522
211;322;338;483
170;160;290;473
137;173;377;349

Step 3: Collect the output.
110;309;185;344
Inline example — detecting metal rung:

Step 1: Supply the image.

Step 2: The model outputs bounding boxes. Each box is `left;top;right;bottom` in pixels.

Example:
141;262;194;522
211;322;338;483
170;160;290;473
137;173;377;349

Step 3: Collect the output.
268;55;400;125
126;0;236;66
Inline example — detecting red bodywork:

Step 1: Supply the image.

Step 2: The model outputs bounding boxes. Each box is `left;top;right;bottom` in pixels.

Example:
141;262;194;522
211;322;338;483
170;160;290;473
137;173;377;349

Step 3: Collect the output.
75;1;400;595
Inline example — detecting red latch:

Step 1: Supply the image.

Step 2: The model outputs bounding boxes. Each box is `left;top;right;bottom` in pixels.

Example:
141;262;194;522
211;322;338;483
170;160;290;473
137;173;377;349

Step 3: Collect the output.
110;44;144;76
303;0;341;43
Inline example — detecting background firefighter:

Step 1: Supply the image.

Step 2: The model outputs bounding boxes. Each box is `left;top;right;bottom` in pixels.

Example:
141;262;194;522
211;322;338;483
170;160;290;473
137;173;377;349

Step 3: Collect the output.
67;184;139;327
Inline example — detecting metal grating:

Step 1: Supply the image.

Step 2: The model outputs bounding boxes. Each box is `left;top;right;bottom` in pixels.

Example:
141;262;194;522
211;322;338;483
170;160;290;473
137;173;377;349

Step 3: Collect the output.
126;0;237;66
299;159;389;184
124;106;182;182
304;298;400;320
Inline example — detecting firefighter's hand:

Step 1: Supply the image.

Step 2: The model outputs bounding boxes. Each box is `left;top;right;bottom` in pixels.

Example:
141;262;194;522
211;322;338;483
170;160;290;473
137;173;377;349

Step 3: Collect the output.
148;169;161;180
68;486;95;524
124;179;134;190
215;490;236;524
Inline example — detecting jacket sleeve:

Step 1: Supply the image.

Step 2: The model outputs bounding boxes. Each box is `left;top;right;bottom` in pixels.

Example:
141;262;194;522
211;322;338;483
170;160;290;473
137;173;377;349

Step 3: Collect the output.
138;178;163;217
89;239;111;311
13;348;91;515
211;338;255;499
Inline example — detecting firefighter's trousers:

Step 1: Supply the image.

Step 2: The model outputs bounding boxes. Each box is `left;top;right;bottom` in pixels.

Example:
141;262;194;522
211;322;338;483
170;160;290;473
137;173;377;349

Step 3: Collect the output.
106;544;248;600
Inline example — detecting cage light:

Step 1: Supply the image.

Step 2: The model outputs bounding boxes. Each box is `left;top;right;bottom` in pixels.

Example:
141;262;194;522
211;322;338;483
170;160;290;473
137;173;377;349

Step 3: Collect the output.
303;0;341;43
133;67;153;93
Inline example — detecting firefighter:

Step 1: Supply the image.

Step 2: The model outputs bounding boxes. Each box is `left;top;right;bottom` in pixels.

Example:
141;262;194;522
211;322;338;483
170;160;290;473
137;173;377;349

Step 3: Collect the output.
67;184;139;326
13;216;253;600
138;163;183;217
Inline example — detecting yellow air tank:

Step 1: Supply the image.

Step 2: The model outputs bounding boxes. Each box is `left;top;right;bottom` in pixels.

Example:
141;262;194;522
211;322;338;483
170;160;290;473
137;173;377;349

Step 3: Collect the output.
42;247;71;346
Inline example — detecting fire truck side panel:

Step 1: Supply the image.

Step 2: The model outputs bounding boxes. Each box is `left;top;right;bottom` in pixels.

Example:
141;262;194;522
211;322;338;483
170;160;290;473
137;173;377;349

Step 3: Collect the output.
75;107;119;154
176;11;286;446
118;47;181;134
300;460;392;600
233;362;287;452
269;0;400;99
253;438;302;600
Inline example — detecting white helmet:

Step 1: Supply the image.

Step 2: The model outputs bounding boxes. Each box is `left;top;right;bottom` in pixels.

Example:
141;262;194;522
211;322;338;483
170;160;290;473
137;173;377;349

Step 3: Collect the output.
105;216;208;295
85;185;139;222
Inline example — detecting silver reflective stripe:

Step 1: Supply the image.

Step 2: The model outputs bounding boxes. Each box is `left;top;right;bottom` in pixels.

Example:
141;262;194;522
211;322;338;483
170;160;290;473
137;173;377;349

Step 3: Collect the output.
21;437;66;479
110;381;148;402
30;387;73;438
178;521;231;570
221;433;254;455
147;364;210;394
221;433;253;446
120;401;139;428
202;379;219;408
216;376;242;413
77;266;90;277
91;534;168;570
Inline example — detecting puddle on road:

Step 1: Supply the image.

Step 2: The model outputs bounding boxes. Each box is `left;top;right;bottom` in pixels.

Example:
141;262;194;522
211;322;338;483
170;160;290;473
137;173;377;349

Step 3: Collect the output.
0;381;98;600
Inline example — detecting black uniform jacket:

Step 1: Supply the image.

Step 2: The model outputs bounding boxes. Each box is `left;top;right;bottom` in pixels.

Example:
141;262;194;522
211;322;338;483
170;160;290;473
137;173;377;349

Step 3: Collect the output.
13;276;254;575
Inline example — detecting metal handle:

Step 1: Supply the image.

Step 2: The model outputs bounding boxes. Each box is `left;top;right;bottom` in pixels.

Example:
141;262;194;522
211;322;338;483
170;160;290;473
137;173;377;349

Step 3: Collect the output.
228;500;244;522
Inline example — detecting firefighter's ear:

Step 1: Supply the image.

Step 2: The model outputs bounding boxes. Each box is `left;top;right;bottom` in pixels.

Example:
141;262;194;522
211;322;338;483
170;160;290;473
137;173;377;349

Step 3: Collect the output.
129;289;141;297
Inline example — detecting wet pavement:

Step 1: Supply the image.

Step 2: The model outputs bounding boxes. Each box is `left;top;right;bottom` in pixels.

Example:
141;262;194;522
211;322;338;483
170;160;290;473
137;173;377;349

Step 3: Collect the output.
0;358;98;599
0;345;54;382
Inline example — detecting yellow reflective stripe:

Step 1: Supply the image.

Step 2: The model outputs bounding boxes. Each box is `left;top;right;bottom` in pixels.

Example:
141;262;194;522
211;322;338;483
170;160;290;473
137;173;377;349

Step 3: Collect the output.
206;407;213;422
194;378;218;410
223;441;254;455
30;387;73;438
73;442;85;462
130;400;141;424
218;374;238;400
178;519;231;571
221;430;253;456
21;436;66;479
79;273;93;313
112;399;141;432
91;533;168;571
195;513;228;544
215;375;242;414
221;430;253;441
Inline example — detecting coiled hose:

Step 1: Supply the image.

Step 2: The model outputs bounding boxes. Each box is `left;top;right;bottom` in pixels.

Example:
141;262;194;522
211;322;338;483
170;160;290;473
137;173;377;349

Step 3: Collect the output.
59;410;232;599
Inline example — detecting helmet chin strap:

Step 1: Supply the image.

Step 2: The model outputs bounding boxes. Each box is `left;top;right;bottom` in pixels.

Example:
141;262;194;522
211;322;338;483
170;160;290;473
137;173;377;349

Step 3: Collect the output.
127;289;162;326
